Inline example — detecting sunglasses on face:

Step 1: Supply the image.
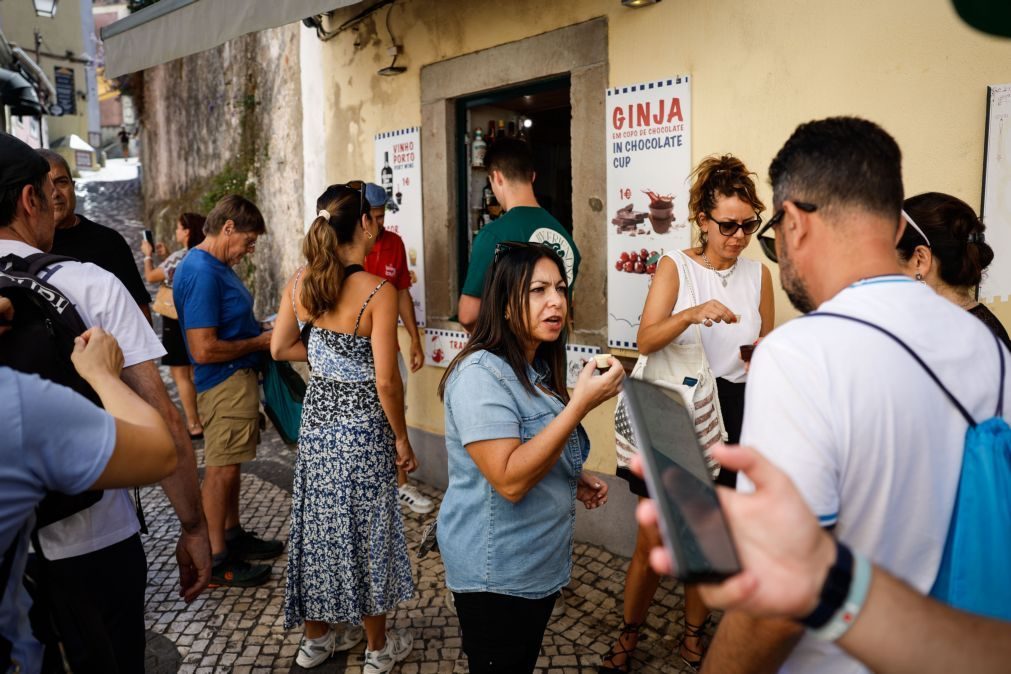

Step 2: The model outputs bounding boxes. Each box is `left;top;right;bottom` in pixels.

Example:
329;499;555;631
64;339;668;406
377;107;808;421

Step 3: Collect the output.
756;201;818;263
707;213;763;237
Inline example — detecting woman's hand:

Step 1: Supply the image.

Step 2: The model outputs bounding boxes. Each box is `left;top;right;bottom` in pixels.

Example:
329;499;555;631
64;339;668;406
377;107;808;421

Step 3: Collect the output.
570;358;624;416
141;239;153;258
155;242;169;258
71;327;125;384
576;472;608;509
396;437;418;473
689;300;738;327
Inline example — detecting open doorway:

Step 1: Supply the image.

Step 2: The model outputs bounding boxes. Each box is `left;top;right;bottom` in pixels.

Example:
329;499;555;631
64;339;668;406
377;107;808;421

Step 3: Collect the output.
455;76;572;292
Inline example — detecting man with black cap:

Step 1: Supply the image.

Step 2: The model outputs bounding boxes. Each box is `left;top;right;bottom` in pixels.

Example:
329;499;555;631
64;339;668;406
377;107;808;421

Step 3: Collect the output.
0;132;211;672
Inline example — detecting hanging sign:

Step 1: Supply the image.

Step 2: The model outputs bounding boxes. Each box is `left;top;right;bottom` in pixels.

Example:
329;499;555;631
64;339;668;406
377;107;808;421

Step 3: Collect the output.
54;67;76;115
374;126;426;325
606;76;692;349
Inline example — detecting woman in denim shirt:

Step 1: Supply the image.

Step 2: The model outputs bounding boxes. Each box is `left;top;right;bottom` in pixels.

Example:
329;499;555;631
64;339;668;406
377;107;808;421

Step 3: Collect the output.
438;243;624;673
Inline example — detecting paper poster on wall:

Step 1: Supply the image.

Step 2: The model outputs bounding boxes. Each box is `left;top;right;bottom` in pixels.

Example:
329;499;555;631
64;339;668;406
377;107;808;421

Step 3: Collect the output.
565;344;602;389
981;84;1011;304
375;127;426;325
425;329;469;368
606;76;692;349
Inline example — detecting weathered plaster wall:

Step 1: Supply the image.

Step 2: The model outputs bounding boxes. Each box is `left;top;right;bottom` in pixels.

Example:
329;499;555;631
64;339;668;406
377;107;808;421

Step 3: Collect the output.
139;23;302;316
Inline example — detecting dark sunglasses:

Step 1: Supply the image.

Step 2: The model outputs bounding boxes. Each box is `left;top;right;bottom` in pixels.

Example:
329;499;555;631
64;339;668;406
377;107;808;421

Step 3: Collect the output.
756;201;818;263
707;213;763;237
343;180;367;217
492;240;553;264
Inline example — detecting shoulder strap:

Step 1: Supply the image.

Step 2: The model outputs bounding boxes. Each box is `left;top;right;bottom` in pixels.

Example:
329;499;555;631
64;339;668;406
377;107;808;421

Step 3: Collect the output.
23;253;79;276
806;312;977;426
353;280;388;337
994;332;1006;418
674;251;704;347
291;266;305;323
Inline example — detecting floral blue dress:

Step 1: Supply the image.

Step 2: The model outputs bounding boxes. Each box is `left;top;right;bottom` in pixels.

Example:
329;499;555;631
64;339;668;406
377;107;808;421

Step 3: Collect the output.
284;275;415;627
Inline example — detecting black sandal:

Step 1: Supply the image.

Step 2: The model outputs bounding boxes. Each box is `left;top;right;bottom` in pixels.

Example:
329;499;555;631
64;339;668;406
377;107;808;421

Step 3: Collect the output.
598;621;643;674
677;616;711;673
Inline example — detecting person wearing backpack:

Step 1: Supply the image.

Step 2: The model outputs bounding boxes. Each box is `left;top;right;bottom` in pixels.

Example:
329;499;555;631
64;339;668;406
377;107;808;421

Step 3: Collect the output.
1;319;177;674
0;132;211;672
701;117;1011;674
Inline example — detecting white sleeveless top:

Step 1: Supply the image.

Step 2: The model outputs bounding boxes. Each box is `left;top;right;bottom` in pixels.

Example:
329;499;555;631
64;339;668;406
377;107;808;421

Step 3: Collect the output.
666;249;763;383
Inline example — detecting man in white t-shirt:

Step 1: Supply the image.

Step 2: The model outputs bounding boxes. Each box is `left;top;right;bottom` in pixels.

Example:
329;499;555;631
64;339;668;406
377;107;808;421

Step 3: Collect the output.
0;132;211;671
701;118;1010;674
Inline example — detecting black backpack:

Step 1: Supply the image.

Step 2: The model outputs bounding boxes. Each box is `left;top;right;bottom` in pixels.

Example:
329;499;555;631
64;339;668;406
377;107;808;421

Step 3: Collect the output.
0;253;104;527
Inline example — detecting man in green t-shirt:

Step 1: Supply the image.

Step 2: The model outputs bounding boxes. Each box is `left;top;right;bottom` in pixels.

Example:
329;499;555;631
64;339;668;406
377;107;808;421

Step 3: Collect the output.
458;138;581;331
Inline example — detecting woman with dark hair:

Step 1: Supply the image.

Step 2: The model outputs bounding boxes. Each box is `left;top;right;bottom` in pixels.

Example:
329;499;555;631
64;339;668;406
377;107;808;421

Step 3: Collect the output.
271;182;417;673
437;242;623;673
601;155;774;673
897;192;1010;350
140;212;207;438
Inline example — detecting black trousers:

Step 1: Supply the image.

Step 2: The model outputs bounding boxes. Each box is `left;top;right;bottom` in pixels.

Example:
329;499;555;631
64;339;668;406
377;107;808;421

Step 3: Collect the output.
27;533;147;674
715;378;746;489
454;591;558;673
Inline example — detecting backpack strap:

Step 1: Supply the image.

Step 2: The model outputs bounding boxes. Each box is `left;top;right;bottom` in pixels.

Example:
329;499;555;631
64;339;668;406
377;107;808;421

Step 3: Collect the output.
994;332;1006;418
353;280;388;338
806;312;977;427
22;253;79;277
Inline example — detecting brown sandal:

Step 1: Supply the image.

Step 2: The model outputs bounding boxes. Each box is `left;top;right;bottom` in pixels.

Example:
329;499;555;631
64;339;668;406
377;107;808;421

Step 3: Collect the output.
598;621;643;673
677;616;711;672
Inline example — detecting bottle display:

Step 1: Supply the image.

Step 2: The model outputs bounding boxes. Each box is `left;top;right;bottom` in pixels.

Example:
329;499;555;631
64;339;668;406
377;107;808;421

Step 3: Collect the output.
471;128;487;168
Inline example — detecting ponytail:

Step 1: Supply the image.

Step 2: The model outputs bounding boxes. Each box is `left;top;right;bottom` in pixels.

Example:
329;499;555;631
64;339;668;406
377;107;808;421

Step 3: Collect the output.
301;217;344;318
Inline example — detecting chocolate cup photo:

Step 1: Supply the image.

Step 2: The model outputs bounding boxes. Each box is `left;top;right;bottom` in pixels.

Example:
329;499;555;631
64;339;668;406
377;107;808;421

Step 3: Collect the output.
648;202;674;233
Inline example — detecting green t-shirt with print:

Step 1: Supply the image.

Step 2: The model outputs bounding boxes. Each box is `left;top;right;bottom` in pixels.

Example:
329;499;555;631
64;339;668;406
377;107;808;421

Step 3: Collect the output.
461;206;581;297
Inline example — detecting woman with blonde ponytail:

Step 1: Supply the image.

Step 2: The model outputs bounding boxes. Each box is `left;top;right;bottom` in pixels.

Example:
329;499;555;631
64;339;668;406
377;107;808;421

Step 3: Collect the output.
272;182;417;672
601;155;775;673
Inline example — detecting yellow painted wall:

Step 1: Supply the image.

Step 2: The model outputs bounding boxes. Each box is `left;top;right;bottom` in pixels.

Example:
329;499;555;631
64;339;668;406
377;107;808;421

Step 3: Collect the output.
325;0;1011;472
1;0;90;144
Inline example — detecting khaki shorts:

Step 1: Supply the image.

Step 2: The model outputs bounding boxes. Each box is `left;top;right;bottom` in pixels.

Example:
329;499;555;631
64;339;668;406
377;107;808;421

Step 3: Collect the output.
198;368;260;467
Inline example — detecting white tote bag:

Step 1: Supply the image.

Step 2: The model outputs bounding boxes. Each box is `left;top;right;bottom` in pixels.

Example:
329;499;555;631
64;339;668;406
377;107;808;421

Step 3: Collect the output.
615;252;726;473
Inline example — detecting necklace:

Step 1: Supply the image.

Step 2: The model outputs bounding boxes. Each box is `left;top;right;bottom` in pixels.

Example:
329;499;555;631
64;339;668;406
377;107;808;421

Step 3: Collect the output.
700;251;737;287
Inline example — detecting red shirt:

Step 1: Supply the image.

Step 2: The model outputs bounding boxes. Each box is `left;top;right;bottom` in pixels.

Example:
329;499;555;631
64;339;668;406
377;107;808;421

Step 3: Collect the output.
364;228;411;291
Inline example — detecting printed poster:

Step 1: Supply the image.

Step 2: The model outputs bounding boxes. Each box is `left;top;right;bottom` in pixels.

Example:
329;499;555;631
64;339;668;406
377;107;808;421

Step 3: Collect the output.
981;84;1011;304
606;76;692;349
375;127;426;325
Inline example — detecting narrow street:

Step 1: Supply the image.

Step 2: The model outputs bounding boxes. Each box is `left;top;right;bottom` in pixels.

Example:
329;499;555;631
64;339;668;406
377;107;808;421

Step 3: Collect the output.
78;163;697;673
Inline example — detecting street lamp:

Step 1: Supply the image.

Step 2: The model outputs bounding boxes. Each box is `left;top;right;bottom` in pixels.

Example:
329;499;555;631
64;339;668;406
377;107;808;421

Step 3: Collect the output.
32;0;59;18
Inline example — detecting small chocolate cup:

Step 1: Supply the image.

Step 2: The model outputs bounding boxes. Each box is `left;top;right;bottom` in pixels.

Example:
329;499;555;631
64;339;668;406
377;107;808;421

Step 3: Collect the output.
739;344;755;363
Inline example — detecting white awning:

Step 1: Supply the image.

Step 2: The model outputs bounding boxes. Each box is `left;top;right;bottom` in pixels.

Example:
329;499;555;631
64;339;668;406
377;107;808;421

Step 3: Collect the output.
101;0;359;78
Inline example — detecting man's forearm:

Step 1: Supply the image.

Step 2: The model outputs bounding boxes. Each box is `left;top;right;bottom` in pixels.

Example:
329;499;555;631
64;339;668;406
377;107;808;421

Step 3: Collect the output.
398;289;420;342
121;361;205;531
192;334;266;364
703;612;804;674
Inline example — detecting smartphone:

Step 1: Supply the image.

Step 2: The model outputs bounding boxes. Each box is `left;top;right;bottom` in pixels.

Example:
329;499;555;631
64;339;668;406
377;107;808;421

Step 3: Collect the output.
143;229;155;245
622;377;741;582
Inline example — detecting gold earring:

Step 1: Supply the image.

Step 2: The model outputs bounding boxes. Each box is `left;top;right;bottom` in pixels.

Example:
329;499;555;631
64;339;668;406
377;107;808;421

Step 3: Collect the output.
366;230;373;240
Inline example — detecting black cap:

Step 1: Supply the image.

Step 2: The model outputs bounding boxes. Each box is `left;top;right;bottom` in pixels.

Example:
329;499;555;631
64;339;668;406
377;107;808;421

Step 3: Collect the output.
0;132;50;189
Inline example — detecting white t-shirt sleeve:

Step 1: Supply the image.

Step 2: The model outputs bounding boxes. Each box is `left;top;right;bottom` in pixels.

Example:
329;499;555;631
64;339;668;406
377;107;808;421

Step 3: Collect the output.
738;332;842;526
52;261;165;367
18;373;116;494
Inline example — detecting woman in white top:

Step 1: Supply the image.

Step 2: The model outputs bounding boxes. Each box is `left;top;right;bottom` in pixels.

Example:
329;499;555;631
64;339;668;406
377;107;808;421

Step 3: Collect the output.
600;155;774;674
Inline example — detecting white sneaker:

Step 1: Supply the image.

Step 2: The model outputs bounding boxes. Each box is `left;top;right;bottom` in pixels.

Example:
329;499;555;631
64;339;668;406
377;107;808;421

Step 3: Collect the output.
398;484;434;514
295;625;364;668
363;628;414;673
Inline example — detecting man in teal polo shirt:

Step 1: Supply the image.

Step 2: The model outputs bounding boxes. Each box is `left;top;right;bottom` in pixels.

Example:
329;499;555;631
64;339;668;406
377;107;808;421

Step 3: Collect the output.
457;138;580;332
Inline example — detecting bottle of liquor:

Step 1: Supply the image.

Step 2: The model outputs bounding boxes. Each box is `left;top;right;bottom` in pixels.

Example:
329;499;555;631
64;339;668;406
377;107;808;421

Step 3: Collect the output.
482;178;493;208
487;119;496;143
381;152;394;199
471;128;487;167
498;119;506;139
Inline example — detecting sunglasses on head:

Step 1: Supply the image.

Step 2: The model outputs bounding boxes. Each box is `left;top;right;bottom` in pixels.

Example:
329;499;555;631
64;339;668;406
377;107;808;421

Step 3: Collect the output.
492;240;553;264
707;213;763;237
756;201;818;263
342;180;366;218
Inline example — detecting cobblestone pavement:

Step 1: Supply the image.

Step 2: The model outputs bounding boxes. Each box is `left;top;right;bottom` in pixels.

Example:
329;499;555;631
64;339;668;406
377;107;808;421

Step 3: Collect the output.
78;168;705;673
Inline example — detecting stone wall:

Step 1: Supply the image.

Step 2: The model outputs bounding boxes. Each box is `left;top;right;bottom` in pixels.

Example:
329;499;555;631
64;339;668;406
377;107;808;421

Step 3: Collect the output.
139;24;303;316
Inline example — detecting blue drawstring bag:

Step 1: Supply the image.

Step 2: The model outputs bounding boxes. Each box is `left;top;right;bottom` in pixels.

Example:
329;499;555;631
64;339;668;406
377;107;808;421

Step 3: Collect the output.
809;312;1011;620
262;359;306;446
